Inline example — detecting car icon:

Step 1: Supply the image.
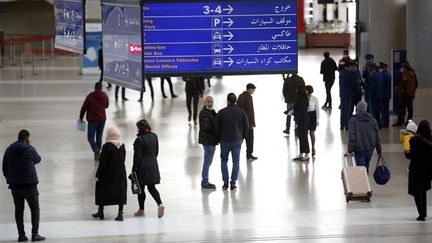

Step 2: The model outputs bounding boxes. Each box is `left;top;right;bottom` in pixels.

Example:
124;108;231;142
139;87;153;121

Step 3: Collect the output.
213;44;222;54
213;58;222;67
213;31;222;41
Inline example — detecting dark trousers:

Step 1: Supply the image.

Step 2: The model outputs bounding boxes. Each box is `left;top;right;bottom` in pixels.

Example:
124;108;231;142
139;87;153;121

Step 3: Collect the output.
115;86;126;99
11;188;40;236
340;97;353;129
87;122;105;152
99;204;123;211
160;77;175;97
382;98;390;127
369;96;382;128
296;123;310;154
186;92;199;122
246;128;254;157
285;103;294;131
137;185;162;210
414;191;427;217
324;79;335;107
397;97;414;124
140;78;155;100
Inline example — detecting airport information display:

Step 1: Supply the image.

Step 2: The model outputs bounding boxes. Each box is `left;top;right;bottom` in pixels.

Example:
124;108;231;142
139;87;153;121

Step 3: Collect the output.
102;4;143;90
143;0;298;76
54;0;85;54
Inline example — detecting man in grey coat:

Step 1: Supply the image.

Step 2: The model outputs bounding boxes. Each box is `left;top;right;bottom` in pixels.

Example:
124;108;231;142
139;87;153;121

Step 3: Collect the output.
346;101;382;173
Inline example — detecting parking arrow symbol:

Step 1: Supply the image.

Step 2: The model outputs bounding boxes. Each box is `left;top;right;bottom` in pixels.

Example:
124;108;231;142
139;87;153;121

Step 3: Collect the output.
223;57;234;67
223;18;234;27
223;31;234;41
223;44;234;54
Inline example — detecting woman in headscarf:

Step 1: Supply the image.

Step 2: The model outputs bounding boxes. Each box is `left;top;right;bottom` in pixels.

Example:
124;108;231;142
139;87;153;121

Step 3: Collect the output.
406;120;432;221
133;119;164;218
92;127;127;221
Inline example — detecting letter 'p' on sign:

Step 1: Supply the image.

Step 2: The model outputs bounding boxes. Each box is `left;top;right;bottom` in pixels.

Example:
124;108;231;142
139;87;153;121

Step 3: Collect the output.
213;18;221;27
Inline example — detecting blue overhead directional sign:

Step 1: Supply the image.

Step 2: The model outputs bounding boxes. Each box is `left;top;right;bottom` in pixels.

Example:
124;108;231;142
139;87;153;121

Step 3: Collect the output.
102;3;143;91
143;0;298;76
54;0;85;54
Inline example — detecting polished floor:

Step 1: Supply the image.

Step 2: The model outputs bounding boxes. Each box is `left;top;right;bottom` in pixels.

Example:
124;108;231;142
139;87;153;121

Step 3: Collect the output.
1;49;432;242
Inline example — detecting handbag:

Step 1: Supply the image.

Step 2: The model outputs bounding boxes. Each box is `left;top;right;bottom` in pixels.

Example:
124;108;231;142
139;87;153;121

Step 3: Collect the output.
373;155;391;185
76;119;86;132
128;171;142;194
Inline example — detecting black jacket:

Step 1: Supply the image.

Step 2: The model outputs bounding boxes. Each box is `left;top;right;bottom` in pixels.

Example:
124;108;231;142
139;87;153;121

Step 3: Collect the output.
283;74;305;103
198;106;218;145
2;141;41;190
133;132;161;185
215;104;249;142
406;136;432;196
347;111;381;153
320;57;337;81
95;142;127;206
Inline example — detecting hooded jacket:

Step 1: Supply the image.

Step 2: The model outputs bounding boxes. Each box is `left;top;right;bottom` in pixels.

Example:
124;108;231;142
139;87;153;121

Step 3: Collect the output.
2;141;41;189
347;111;382;153
79;90;109;122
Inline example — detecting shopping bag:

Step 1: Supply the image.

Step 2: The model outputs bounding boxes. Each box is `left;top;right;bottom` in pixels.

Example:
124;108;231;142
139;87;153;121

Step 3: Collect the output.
128;171;142;194
76;119;86;132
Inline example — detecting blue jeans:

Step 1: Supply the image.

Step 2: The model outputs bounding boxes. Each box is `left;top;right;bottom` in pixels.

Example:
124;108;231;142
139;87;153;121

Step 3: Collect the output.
201;145;216;184
220;140;242;185
87;122;105;152
354;149;374;174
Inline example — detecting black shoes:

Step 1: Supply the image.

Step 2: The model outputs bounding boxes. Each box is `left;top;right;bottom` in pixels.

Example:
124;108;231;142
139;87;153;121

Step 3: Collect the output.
92;209;104;220
222;183;229;190
230;183;237;191
115;211;124;221
283;130;290;135
416;216;426;221
31;234;46;242
247;155;258;160
201;183;216;189
18;235;28;242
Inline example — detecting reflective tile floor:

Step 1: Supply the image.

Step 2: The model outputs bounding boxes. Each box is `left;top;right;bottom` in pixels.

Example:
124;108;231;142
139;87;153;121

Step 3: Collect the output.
1;49;432;242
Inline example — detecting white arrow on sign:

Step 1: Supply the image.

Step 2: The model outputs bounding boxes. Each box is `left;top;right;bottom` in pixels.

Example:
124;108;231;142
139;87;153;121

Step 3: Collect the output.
223;57;234;67
223;44;234;54
223;18;234;27
223;5;234;14
223;31;234;41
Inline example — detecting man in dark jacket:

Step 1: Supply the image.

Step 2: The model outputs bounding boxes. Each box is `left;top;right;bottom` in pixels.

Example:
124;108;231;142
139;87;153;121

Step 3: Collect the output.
365;63;384;128
237;83;257;161
347;101;382;173
98;46;111;88
320;51;338;109
380;62;392;128
282;73;305;135
2;130;45;242
338;49;352;71
79;82;109;161
215;93;249;190
339;61;357;130
198;96;218;189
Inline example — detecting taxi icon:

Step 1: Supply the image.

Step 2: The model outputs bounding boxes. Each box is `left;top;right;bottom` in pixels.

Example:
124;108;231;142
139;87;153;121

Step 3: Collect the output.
213;58;222;67
213;31;222;41
213;44;222;54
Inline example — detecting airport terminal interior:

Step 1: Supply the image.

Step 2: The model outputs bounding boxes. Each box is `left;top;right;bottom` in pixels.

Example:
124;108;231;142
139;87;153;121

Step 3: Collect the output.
1;0;432;242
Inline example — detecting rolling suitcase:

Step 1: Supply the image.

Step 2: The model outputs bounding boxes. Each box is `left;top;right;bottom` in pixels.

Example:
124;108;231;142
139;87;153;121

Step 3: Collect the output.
341;154;372;202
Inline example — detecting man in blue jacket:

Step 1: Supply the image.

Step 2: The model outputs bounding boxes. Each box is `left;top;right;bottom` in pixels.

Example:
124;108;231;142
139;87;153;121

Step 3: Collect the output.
215;93;249;190
339;61;357;130
2;130;45;242
365;63;384;128
380;62;392;128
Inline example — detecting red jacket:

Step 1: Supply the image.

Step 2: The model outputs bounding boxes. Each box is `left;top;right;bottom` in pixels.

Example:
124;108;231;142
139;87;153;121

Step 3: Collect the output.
80;90;109;122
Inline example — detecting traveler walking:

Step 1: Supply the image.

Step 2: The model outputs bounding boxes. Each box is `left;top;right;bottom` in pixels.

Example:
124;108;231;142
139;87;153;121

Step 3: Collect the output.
79;82;109;161
293;85;310;161
405;120;432;221
380;62;392;128
198;96;218;189
393;63;418;126
92;127;127;221
2;130;46;242
133;119;165;218
115;86;128;101
184;77;204;125
215;93;249;190
306;85;320;156
237;83;258;161
282;73;305;135
346;101;382;173
160;77;178;98
320;51;338;109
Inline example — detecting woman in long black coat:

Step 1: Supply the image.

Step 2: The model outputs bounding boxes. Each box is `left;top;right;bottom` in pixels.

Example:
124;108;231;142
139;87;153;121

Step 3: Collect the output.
133;119;164;218
406;120;432;221
293;84;310;161
92;127;127;221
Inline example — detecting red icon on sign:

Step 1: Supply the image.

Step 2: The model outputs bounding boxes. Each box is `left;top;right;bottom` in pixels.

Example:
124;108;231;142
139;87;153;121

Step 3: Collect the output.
128;44;142;54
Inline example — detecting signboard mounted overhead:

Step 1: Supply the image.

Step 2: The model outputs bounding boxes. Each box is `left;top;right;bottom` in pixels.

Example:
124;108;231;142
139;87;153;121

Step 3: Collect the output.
142;0;298;77
54;0;86;54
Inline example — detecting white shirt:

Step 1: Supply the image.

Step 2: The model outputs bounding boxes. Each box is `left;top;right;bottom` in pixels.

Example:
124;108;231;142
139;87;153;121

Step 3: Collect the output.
307;95;320;121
